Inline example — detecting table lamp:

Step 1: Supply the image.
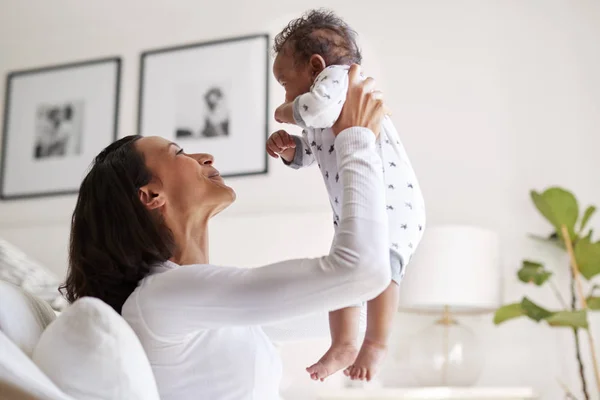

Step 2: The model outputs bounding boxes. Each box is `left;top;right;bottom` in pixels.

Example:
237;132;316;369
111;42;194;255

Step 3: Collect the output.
398;225;501;387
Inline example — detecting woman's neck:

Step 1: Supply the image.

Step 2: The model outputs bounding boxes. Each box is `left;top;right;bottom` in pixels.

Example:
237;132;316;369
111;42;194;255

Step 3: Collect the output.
167;211;210;266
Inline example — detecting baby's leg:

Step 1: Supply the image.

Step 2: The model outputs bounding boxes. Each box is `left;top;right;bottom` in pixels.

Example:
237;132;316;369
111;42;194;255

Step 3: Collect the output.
345;280;399;381
343;119;424;381
306;306;360;381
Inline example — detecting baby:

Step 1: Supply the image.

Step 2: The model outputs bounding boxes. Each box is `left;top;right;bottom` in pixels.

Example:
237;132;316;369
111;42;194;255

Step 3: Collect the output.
268;10;426;382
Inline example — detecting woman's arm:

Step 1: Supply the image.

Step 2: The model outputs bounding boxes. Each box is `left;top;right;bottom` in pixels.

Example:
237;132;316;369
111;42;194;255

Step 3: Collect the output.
262;307;366;343
137;66;391;336
139;127;389;336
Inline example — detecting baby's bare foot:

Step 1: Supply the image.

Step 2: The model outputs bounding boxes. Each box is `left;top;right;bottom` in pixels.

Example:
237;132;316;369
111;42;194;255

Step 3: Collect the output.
306;342;358;381
343;338;387;382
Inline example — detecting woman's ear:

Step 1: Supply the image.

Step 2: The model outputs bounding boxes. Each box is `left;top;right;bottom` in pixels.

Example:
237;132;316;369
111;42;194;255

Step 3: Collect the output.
138;185;166;210
308;54;327;78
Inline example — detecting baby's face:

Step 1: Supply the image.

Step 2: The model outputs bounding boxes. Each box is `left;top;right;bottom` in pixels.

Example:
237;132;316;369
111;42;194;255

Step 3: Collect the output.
273;50;313;103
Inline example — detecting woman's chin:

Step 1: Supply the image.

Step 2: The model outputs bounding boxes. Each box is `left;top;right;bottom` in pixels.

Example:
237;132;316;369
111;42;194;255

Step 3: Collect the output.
204;177;236;214
225;187;236;204
211;193;235;218
217;179;236;200
217;185;237;210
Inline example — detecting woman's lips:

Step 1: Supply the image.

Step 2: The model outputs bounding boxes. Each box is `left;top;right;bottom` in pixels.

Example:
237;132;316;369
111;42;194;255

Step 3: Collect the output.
208;171;223;182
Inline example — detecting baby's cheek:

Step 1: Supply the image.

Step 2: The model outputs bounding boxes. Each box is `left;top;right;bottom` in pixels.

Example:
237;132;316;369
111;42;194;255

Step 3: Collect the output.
286;86;301;101
291;75;313;98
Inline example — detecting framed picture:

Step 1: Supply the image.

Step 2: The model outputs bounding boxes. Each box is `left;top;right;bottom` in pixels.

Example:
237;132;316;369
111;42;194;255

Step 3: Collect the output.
1;57;121;200
138;34;269;178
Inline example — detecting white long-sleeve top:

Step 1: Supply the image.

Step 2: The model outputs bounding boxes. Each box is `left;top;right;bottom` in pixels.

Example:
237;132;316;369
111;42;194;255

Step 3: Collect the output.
121;127;390;400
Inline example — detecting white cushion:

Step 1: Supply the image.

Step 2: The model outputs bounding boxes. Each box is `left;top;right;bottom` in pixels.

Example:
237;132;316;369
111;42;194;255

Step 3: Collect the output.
0;280;56;357
32;297;160;400
0;238;67;311
0;330;72;400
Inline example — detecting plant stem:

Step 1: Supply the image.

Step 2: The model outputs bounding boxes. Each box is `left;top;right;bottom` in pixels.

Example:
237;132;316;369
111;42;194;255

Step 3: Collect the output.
558;377;580;400
572;327;589;400
561;228;589;309
570;259;589;400
549;278;569;309
561;225;600;396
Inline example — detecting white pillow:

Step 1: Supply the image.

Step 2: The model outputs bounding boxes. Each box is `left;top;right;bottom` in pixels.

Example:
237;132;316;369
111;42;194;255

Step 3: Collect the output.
32;297;160;400
0;330;73;400
0;238;67;311
0;280;56;357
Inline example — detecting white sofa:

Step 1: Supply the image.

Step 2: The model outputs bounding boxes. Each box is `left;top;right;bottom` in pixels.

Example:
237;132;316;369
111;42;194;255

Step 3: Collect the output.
0;280;161;400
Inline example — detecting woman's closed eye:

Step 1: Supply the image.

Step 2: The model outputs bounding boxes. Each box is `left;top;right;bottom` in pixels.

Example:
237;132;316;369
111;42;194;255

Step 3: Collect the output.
176;148;185;155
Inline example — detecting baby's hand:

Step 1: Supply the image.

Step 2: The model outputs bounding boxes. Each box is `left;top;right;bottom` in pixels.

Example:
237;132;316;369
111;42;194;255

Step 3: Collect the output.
266;130;296;162
275;102;295;124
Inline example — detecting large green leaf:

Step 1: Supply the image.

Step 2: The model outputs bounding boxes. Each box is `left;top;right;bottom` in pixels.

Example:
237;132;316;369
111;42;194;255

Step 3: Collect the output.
587;297;600;310
574;233;600;280
494;303;526;324
521;297;554;322
530;188;579;241
495;299;592;328
580;206;597;233
546;310;589;329
517;260;552;286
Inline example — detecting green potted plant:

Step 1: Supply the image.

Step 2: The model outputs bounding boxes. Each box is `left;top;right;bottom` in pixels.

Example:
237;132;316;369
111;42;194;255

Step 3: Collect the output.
494;187;600;399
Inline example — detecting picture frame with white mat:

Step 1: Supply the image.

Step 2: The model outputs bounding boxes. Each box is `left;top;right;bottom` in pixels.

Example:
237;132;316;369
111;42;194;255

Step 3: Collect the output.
137;34;269;179
1;57;120;199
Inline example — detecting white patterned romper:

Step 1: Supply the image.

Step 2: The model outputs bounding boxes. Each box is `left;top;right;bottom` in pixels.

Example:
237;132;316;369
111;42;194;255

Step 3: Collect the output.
284;65;426;283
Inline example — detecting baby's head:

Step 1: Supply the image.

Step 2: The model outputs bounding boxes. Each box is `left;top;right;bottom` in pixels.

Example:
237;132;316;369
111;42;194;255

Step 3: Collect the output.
273;9;362;102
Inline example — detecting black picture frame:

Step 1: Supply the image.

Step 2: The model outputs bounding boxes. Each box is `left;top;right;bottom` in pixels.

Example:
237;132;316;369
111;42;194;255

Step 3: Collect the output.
1;57;121;200
138;34;269;179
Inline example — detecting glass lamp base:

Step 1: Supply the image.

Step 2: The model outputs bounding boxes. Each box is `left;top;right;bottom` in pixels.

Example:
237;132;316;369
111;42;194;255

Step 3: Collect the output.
408;315;484;386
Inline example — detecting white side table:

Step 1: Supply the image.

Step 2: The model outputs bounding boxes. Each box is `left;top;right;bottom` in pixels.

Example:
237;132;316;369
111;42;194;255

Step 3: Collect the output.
316;387;538;400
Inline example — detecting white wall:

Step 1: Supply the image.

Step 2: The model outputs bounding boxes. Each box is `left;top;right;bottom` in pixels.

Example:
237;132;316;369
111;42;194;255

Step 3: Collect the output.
1;0;600;398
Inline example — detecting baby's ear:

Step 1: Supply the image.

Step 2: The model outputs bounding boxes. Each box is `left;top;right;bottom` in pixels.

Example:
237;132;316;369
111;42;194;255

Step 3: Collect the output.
308;54;327;77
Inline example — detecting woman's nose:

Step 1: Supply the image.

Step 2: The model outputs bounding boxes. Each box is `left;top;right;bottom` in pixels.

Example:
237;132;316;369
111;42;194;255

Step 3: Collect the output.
194;153;214;165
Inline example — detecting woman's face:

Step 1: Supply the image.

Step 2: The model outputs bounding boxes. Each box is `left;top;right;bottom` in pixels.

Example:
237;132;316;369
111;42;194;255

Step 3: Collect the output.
135;136;235;217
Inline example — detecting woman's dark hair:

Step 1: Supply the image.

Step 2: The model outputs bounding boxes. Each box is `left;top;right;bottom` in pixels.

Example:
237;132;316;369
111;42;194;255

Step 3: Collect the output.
60;135;175;314
273;9;362;66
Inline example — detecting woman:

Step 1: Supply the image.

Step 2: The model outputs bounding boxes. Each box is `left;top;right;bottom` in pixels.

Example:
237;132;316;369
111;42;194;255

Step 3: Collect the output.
61;65;390;400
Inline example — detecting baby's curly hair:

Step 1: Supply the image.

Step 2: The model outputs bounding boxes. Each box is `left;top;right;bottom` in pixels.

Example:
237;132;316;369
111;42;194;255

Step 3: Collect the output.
273;9;362;66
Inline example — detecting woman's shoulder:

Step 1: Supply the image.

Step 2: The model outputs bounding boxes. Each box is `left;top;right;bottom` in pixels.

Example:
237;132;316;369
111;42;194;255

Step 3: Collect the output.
136;262;244;294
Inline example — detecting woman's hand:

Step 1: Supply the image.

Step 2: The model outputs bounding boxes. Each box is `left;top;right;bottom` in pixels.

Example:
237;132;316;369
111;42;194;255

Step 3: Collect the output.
332;65;388;137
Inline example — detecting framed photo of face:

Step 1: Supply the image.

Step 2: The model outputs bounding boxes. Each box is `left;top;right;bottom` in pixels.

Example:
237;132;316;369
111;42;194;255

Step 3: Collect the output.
1;57;121;200
138;34;269;178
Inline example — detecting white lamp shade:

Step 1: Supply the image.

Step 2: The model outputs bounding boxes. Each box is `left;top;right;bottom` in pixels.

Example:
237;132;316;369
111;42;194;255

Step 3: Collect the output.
399;225;501;314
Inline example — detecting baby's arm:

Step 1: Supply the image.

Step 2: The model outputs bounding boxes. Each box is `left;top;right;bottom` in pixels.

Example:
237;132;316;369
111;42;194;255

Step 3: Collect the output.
267;129;315;169
283;130;316;169
275;102;295;124
293;65;349;129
